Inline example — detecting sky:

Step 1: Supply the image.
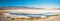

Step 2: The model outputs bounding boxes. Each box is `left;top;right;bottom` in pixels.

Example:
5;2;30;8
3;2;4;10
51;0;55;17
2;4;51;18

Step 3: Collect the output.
0;0;60;8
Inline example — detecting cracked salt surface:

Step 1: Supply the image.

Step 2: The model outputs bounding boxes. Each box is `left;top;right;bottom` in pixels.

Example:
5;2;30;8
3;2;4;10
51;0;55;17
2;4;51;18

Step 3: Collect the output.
5;12;60;18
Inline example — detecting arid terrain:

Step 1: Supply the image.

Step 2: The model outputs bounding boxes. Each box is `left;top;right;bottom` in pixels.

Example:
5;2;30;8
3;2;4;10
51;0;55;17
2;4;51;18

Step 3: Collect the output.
0;10;60;21
0;7;60;21
0;15;60;21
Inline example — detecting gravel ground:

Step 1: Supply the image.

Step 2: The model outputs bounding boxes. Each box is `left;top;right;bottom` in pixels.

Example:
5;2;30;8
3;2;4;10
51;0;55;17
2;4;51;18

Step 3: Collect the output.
0;15;60;21
0;13;60;21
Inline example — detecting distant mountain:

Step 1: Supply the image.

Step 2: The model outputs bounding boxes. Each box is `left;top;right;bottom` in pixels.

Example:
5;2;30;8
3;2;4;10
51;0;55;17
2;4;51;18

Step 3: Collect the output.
0;6;43;10
0;6;60;10
52;8;60;10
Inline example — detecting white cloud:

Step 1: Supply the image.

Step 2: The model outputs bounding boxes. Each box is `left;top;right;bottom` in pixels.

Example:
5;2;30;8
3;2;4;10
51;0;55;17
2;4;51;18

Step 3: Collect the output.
34;4;59;9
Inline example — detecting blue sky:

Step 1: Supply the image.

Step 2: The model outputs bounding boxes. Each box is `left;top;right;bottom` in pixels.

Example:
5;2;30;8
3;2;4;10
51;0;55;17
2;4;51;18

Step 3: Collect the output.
0;0;60;8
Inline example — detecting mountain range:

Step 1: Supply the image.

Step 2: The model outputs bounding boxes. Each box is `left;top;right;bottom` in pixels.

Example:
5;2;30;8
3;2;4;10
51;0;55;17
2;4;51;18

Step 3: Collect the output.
0;6;60;10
